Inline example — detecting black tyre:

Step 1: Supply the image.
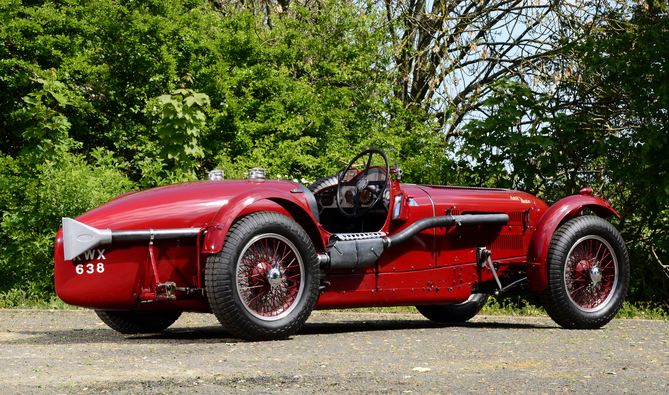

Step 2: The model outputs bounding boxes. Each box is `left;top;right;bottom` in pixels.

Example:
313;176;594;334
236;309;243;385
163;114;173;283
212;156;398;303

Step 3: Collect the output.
540;216;630;329
205;212;319;341
308;175;338;193
95;310;182;334
416;293;489;323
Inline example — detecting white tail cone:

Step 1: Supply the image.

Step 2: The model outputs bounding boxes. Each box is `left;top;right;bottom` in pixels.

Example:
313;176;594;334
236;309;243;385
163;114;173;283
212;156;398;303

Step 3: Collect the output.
62;218;112;261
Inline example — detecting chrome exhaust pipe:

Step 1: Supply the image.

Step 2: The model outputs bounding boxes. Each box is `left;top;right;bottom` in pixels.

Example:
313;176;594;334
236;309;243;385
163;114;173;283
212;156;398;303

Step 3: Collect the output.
61;218;201;261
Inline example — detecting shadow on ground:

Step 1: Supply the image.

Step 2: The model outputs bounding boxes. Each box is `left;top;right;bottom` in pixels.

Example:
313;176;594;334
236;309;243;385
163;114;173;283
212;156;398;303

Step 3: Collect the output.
6;317;554;345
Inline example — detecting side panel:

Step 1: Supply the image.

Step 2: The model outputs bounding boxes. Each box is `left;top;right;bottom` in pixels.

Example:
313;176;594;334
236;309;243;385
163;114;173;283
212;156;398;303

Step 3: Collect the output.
412;187;541;270
526;194;619;291
315;264;477;309
315;258;524;309
378;188;437;272
437;225;529;267
55;182;323;312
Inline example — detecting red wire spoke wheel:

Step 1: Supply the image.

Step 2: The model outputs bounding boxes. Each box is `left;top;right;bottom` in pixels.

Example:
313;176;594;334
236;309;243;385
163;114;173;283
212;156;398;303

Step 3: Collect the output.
236;233;304;320
564;235;618;312
541;216;630;329
205;212;319;341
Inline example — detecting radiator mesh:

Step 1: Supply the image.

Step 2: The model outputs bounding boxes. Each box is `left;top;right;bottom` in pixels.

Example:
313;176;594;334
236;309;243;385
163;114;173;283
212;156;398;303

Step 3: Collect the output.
449;233;522;250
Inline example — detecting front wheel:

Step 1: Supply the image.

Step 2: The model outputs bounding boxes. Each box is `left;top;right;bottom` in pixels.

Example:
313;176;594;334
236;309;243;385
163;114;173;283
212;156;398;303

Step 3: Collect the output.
540;216;630;329
95;310;182;334
416;293;489;323
205;212;320;341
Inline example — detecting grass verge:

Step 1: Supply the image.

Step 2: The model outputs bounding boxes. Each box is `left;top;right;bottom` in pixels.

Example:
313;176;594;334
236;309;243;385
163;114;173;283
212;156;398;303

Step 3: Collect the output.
335;296;668;321
0;289;80;309
1;291;666;321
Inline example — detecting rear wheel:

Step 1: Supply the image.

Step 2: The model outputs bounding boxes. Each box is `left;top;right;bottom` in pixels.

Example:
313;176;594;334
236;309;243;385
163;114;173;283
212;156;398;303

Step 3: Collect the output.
416;293;489;323
205;212;319;341
540;216;630;329
95;310;182;334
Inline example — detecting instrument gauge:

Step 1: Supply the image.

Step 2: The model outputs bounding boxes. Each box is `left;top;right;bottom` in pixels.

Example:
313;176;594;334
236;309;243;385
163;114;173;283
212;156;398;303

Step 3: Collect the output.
320;192;334;207
360;189;372;204
344;189;356;204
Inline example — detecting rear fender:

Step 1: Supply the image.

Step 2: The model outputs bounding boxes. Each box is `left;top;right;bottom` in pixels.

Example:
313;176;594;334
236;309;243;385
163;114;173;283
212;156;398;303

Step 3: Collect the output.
202;189;324;254
526;194;619;291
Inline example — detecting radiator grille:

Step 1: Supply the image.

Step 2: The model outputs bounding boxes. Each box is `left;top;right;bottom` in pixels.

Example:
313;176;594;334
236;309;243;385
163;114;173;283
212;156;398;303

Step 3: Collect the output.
445;207;461;216
449;233;523;251
508;211;524;223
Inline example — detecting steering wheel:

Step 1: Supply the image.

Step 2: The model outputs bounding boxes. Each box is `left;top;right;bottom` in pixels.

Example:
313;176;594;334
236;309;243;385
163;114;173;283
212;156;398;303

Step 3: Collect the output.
336;149;390;218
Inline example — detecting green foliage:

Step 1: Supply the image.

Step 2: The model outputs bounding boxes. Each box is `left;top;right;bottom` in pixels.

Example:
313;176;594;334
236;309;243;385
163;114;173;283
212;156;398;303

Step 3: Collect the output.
194;4;441;182
0;289;78;309
614;301;669;321
345;300;668;320
457;2;669;306
458;78;606;202
0;62;135;298
154;88;210;169
458;79;554;192
481;296;547;317
1;0;442;182
569;1;669;305
12;69;90;160
21;74;72;152
0;150;133;296
577;2;669;211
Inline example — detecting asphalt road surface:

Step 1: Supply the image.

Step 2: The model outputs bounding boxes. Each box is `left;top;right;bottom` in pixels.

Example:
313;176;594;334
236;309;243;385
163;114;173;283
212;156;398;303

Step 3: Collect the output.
0;309;667;394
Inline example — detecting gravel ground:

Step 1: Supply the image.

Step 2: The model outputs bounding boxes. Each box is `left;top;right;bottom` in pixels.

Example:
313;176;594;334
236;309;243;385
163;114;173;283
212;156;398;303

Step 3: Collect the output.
0;309;667;394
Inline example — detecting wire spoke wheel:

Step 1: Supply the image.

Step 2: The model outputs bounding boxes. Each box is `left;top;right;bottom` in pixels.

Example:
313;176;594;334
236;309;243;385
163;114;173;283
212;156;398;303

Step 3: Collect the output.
205;212;319;341
540;216;629;329
564;236;618;312
236;234;304;321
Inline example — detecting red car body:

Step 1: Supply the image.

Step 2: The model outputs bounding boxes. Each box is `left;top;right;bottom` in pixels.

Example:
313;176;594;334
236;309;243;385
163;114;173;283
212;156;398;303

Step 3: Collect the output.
54;150;629;340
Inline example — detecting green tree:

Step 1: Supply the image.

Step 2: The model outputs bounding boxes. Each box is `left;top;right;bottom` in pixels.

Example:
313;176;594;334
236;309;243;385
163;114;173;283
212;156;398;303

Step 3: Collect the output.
574;1;669;304
0;72;132;295
459;1;669;307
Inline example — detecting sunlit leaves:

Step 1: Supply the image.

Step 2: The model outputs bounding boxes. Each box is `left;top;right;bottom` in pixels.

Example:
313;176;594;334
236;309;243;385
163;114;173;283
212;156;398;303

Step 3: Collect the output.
155;89;210;167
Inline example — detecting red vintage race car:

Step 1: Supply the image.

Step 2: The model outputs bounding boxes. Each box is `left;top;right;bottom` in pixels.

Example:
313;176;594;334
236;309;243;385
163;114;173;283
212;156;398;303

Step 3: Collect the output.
54;149;629;340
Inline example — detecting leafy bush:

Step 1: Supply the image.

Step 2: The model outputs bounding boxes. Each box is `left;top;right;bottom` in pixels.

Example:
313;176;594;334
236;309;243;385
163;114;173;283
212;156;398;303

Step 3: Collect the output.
0;150;132;296
0;288;77;309
0;64;133;298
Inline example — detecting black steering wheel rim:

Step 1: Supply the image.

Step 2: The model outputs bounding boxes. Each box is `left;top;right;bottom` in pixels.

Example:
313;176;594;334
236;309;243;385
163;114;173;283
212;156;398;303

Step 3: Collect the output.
336;149;390;218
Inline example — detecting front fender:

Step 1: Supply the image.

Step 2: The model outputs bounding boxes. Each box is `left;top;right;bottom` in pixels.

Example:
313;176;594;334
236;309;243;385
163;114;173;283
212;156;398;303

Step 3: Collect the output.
526;193;619;292
202;188;322;254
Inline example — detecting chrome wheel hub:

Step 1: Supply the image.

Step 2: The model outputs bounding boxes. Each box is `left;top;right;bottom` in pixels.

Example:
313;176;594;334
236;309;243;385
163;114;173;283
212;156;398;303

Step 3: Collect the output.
589;265;602;285
267;267;283;290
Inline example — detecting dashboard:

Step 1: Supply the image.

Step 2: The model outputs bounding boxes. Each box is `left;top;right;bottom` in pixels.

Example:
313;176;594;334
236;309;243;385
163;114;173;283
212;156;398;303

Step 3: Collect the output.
316;167;389;209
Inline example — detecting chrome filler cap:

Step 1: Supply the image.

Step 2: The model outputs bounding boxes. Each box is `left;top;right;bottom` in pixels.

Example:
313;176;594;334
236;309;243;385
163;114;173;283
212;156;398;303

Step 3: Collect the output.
247;167;266;180
208;169;225;180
